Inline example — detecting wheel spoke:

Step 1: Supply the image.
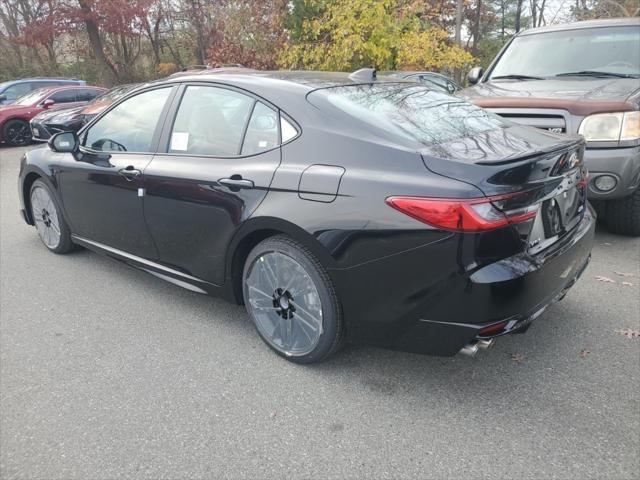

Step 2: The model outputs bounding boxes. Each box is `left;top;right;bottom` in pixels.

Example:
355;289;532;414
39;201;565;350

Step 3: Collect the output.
291;302;321;333
248;285;273;300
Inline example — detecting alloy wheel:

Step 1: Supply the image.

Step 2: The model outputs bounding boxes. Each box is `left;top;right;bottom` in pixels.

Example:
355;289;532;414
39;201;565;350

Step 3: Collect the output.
245;251;324;356
31;185;61;249
6;122;31;146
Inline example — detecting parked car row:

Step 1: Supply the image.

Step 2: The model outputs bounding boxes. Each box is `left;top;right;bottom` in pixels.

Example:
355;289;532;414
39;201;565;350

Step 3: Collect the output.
0;84;107;146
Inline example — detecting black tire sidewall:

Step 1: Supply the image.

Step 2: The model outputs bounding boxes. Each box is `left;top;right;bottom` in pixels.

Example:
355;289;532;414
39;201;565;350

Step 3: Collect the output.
242;236;342;364
605;188;640;237
30;179;74;254
3;119;31;147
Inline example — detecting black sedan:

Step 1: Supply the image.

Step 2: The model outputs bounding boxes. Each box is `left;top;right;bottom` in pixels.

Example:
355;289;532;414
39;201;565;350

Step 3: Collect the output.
18;69;595;363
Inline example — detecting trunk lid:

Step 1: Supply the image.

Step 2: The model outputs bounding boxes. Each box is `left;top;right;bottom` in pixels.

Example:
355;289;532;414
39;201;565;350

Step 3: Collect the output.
421;127;587;252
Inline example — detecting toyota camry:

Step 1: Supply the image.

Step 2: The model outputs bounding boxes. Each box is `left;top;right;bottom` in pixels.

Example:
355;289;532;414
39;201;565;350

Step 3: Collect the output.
18;69;595;363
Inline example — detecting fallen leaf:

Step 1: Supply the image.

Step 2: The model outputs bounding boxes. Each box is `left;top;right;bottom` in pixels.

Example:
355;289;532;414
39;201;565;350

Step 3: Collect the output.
615;329;640;339
595;276;615;283
621;281;634;287
579;349;590;358
511;353;525;364
614;271;635;278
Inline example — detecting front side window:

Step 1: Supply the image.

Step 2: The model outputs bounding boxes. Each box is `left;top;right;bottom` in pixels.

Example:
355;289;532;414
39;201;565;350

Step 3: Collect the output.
169;86;254;156
84;87;172;153
76;89;103;102
490;26;640;79
49;90;77;103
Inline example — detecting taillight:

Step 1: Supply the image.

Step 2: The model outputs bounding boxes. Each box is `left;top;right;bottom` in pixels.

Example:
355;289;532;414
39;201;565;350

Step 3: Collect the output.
386;193;539;233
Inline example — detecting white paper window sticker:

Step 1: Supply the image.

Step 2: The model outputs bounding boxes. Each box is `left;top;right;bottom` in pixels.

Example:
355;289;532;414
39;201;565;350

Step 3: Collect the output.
171;132;189;151
258;140;268;148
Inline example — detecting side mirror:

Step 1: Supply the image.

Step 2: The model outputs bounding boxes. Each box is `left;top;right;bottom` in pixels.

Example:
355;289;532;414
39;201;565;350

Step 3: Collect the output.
467;67;484;85
49;131;79;153
42;99;55;109
0;94;6;103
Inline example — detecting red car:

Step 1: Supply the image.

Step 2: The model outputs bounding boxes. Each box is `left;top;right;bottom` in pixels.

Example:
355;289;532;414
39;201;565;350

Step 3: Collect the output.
0;85;106;147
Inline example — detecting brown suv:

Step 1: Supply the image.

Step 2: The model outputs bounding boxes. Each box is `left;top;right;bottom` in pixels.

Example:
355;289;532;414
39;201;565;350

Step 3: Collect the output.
459;18;640;236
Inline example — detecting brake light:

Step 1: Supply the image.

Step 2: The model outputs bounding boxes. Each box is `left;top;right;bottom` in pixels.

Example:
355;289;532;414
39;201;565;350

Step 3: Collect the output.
386;193;539;232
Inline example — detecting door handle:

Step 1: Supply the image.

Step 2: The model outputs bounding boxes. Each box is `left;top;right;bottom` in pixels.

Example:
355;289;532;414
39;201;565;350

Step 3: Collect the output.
119;166;142;181
218;176;254;190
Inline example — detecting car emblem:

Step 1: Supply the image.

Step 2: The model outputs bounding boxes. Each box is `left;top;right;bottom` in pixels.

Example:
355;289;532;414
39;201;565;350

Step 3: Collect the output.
548;127;563;133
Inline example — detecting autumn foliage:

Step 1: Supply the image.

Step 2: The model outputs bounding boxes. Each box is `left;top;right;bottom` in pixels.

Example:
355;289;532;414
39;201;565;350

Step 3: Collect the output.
0;0;634;84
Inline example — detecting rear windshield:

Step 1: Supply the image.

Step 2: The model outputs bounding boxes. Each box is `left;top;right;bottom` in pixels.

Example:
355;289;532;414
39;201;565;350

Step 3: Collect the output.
490;25;640;78
307;83;507;145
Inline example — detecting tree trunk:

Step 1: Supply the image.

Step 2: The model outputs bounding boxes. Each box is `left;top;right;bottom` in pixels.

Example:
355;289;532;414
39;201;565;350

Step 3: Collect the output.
515;0;523;32
78;0;119;86
472;0;482;56
454;0;463;83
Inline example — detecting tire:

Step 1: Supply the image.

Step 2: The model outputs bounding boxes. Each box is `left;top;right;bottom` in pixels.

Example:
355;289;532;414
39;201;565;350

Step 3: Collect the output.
30;179;75;253
3;119;31;147
242;235;343;364
605;188;640;237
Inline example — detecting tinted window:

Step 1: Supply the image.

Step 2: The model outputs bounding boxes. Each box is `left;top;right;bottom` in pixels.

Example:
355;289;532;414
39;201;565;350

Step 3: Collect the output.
49;89;77;103
85;87;172;153
308;83;507;145
2;82;32;101
169;86;254;156
490;26;640;78
241;102;279;155
76;88;102;102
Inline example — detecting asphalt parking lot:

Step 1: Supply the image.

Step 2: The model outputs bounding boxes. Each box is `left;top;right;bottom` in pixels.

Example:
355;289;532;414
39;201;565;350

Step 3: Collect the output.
1;144;639;480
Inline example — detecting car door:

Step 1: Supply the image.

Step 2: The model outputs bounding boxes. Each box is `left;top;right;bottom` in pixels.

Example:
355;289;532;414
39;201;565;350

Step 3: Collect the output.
57;85;176;259
142;83;286;285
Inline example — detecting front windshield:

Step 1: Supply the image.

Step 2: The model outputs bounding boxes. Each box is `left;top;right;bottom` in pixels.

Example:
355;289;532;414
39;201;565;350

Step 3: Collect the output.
13;88;49;106
490;26;640;78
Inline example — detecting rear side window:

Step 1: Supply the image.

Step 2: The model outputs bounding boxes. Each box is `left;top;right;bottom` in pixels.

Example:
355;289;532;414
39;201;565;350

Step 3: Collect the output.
169;86;254;156
308;83;507;145
76;89;102;102
241;102;279;155
2;82;32;101
49;89;77;103
84;87;172;153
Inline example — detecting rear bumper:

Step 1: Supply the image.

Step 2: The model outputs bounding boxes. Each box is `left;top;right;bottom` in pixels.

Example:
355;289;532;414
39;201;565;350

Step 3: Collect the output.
584;145;640;200
335;205;596;356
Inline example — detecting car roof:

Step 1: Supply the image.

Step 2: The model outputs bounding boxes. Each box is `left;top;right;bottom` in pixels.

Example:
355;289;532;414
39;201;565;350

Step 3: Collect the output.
1;77;82;86
519;17;639;36
158;70;413;94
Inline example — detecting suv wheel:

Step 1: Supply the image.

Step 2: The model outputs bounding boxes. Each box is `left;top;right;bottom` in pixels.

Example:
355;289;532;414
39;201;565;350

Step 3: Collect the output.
243;235;343;363
605;188;640;237
3;119;31;147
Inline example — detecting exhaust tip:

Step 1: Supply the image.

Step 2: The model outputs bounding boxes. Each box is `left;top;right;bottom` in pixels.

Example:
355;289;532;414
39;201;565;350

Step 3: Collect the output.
476;339;494;350
459;344;479;357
